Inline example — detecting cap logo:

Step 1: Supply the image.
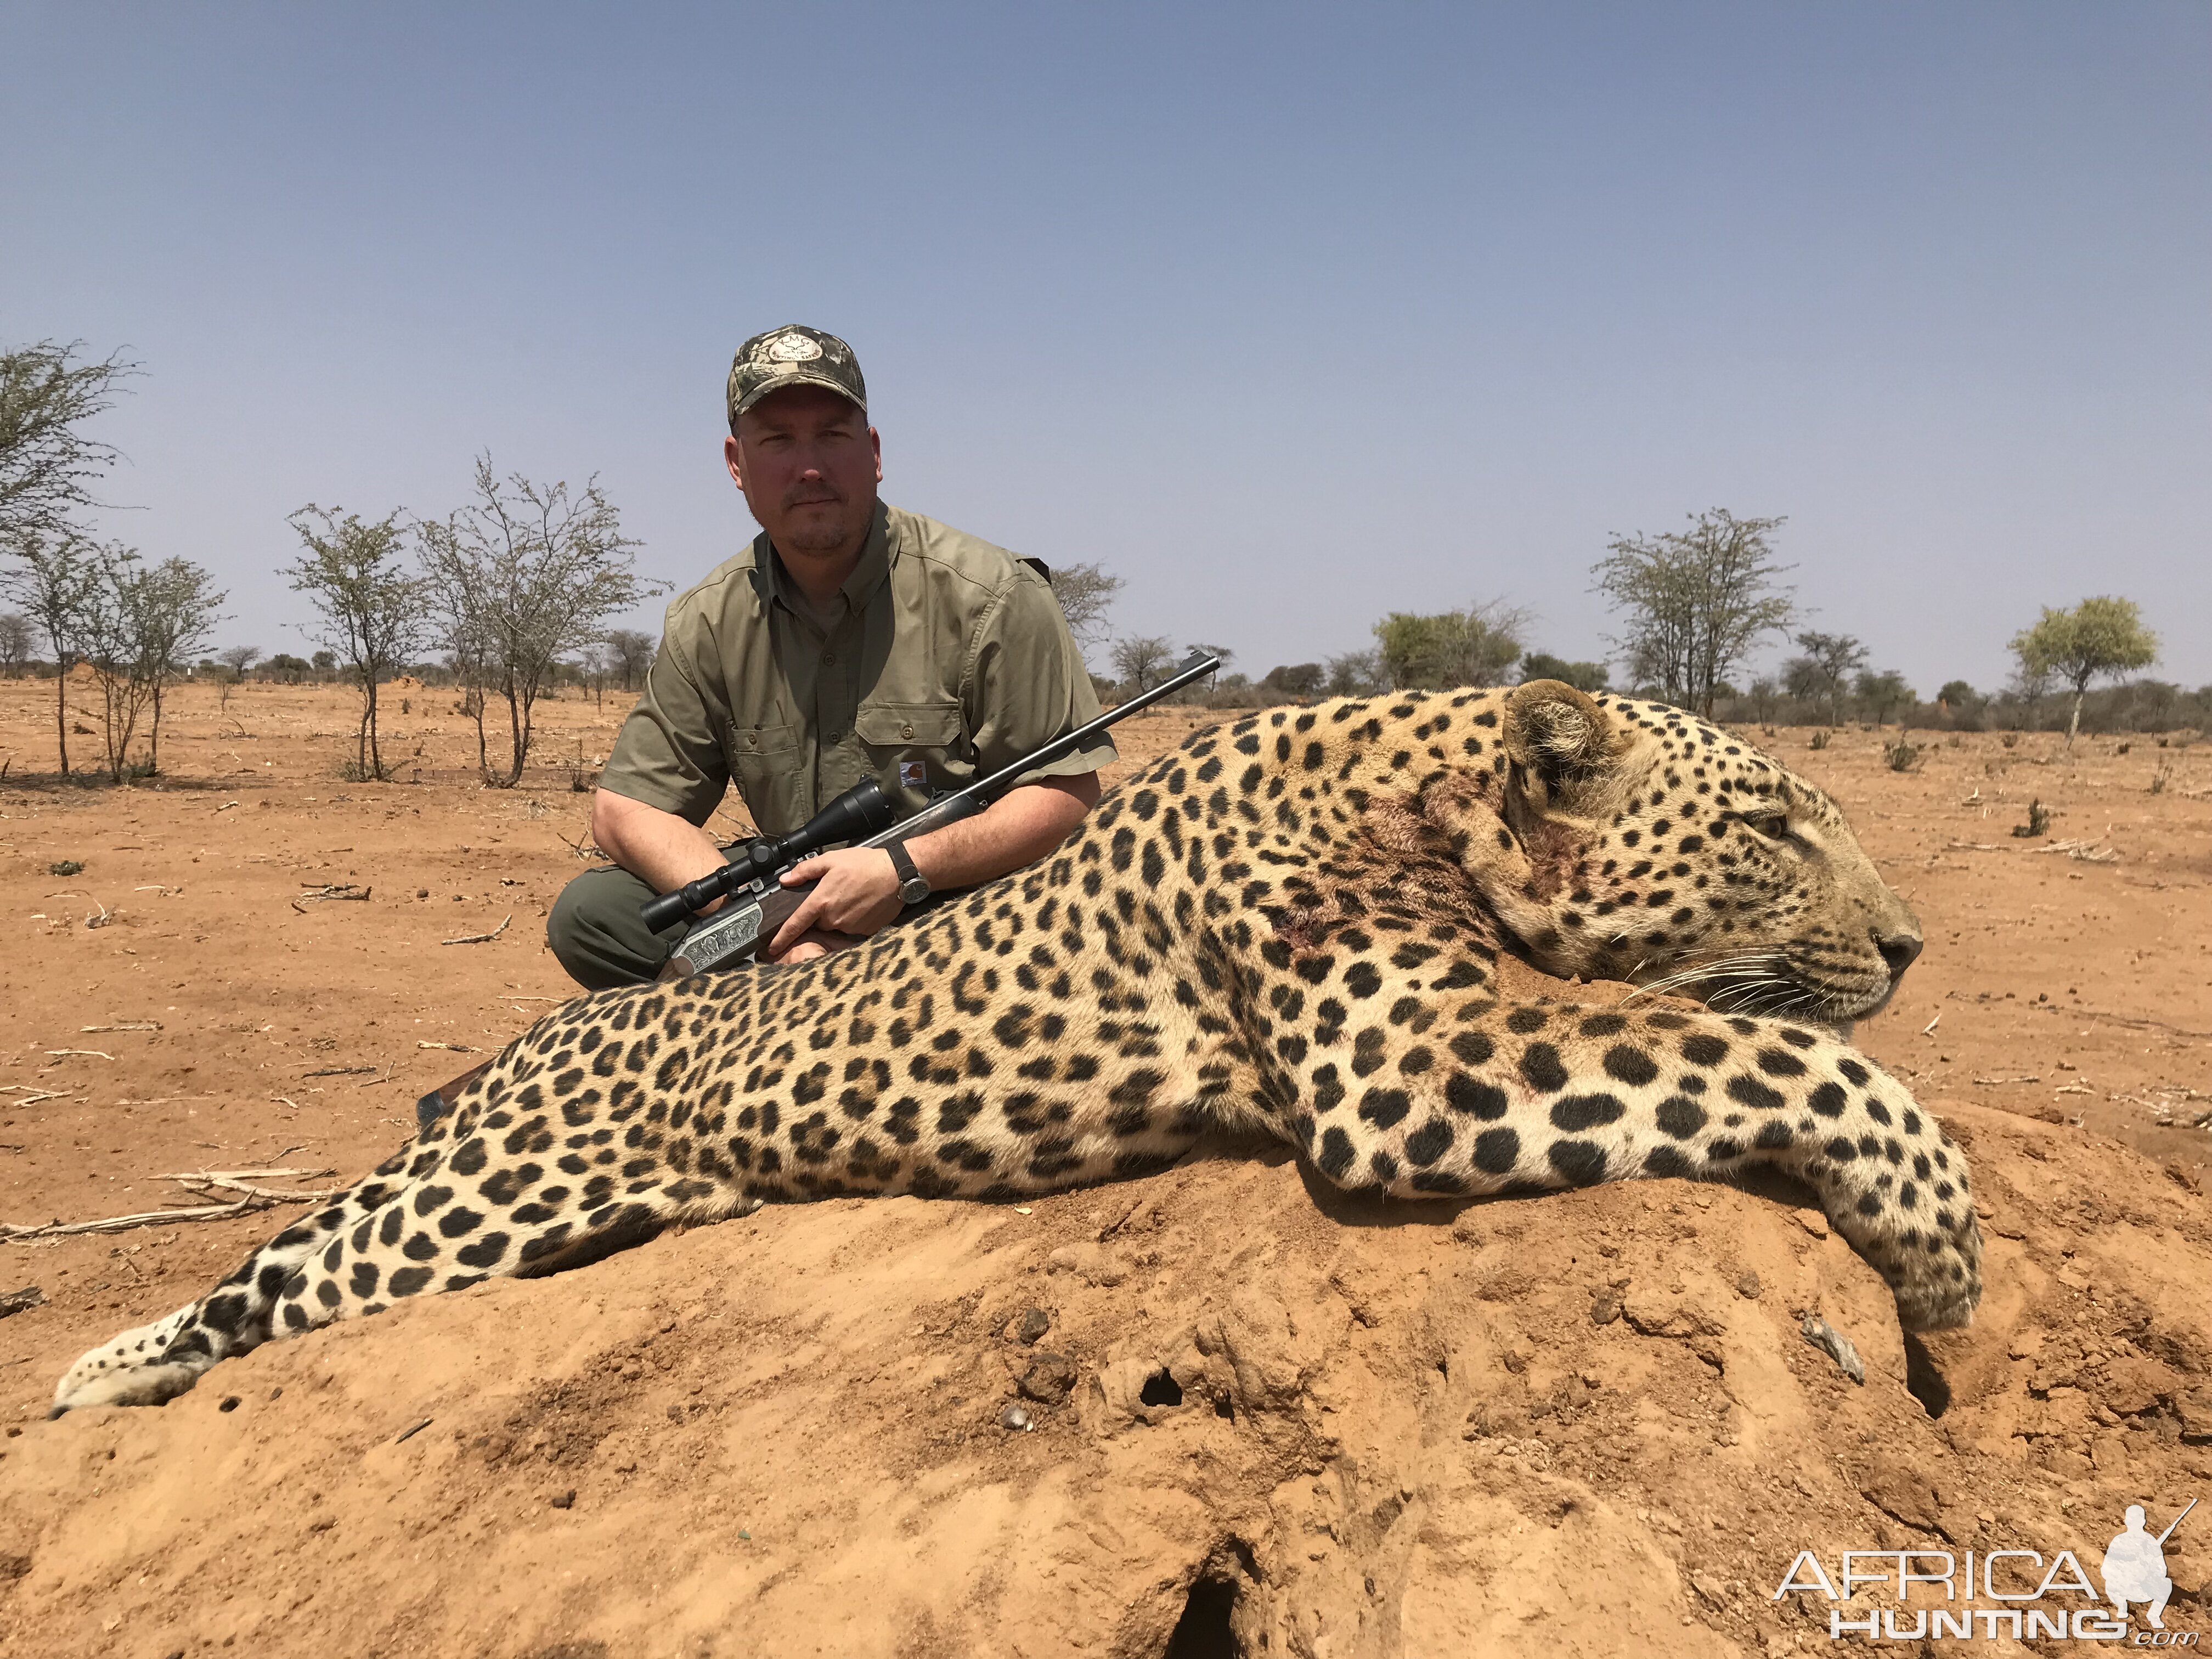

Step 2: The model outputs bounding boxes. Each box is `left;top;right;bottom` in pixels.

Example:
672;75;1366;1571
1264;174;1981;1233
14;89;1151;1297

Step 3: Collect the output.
763;332;824;364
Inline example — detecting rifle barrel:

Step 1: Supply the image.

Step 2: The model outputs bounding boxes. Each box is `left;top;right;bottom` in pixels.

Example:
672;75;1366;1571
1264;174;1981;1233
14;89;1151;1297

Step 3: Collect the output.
2157;1497;2197;1545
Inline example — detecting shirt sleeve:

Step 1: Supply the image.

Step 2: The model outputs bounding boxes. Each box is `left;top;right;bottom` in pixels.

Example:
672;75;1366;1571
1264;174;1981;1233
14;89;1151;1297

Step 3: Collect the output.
964;565;1118;786
595;617;732;824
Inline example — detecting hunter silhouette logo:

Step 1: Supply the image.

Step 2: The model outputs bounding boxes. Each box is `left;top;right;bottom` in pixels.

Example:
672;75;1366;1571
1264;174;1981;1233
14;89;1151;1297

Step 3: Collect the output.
1771;1495;2198;1643
2105;1499;2194;1631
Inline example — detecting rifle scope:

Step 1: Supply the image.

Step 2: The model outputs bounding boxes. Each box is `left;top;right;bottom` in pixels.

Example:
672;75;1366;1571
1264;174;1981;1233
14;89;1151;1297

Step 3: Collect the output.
639;777;896;934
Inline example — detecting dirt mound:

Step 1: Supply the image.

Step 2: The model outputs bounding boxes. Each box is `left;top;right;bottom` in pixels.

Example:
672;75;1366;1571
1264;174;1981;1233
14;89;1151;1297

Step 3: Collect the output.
3;1101;2209;1656
3;681;2210;1651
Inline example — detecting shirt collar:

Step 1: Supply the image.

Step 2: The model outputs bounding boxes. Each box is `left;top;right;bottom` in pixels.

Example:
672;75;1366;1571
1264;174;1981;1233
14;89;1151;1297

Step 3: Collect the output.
758;498;894;622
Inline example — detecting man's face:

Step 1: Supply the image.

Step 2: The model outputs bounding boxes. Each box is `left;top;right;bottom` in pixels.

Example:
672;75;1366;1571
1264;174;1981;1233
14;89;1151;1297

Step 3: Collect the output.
726;385;882;559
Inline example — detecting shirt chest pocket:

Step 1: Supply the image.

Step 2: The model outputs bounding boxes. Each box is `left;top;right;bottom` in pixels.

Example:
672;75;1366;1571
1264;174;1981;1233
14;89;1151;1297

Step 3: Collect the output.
727;720;802;829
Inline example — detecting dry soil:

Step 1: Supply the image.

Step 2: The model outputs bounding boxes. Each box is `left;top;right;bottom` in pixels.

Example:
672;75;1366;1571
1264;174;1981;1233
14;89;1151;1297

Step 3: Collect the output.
1;678;2209;1657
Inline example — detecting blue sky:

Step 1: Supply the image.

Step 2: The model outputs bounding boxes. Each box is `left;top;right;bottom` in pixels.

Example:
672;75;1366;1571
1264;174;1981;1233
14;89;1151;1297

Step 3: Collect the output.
7;2;2208;692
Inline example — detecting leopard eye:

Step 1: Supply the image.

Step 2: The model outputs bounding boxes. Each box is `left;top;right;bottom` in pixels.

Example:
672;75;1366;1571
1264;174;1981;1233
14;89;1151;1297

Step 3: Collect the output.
1742;811;1790;840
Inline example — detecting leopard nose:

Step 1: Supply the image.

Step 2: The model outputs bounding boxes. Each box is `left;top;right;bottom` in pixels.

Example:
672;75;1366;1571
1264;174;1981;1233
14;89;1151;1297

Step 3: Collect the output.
1876;930;1923;978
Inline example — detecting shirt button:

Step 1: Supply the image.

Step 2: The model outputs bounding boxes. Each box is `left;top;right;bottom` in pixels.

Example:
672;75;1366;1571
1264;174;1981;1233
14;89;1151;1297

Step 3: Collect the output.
821;651;834;666
901;724;915;740
745;734;757;749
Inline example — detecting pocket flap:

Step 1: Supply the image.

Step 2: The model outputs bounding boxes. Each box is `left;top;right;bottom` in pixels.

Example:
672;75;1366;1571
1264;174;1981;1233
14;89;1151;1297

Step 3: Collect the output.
856;702;963;748
731;720;800;757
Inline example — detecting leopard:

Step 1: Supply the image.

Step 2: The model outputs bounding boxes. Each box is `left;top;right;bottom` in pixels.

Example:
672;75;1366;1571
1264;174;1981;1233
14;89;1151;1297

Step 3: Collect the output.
52;679;1980;1415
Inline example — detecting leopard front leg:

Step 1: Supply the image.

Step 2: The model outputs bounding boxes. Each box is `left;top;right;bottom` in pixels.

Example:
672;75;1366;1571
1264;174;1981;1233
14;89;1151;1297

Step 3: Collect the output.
1275;1000;1981;1333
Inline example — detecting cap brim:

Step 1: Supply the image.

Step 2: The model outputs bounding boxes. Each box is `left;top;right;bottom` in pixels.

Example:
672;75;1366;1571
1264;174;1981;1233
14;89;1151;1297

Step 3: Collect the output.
731;370;867;419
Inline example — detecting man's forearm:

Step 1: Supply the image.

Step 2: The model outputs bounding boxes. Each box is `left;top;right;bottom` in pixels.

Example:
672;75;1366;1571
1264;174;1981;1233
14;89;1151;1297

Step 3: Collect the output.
903;774;1099;893
590;789;729;907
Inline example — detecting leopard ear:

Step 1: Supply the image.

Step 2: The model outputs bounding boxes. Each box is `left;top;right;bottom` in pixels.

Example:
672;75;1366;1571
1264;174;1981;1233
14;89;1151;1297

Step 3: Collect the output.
1503;681;1621;806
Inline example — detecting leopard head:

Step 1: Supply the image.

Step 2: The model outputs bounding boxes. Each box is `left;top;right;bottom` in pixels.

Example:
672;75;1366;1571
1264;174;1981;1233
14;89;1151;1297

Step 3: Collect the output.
1430;681;1923;1028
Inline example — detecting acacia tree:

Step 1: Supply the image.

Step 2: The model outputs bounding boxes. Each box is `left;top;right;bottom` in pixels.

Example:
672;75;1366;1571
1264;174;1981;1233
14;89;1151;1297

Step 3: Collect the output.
1782;631;1867;727
1519;652;1610;693
1374;601;1527;690
1593;509;1794;716
68;548;224;779
0;531;103;775
1109;634;1176;696
0;340;138;544
2010;596;2159;747
285;505;427;780
0;611;31;676
604;628;657;691
1853;669;1915;726
125;556;225;771
216;644;260;713
1049;561;1124;654
1324;648;1386;696
418;457;661;786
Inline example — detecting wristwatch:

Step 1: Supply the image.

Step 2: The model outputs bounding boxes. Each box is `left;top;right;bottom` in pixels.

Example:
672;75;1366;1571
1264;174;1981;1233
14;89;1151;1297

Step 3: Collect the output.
887;839;931;907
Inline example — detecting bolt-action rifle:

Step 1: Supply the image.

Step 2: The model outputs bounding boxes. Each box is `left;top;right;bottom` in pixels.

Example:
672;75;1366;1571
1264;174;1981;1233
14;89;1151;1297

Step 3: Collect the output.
414;651;1218;1131
647;648;1221;978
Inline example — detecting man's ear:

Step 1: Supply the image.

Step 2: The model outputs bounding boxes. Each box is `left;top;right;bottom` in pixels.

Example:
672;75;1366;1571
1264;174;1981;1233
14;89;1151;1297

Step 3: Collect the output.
1503;680;1621;809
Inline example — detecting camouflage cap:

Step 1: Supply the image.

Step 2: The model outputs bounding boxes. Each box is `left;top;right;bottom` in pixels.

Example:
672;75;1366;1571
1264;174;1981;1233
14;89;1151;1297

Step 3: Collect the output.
727;324;867;425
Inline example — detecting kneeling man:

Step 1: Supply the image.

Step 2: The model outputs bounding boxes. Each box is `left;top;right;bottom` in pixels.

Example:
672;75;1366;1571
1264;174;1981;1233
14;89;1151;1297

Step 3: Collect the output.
549;325;1111;988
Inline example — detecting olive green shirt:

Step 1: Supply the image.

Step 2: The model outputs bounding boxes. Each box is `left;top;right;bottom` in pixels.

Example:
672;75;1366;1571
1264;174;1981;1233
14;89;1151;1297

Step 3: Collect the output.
599;500;1113;834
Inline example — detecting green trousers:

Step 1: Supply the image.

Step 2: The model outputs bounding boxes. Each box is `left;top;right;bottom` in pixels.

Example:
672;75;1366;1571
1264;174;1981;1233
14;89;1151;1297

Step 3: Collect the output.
545;865;690;990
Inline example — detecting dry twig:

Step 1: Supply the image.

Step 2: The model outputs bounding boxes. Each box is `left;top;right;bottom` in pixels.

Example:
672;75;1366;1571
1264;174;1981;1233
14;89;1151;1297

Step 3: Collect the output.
293;882;371;913
2029;837;2120;864
443;913;512;945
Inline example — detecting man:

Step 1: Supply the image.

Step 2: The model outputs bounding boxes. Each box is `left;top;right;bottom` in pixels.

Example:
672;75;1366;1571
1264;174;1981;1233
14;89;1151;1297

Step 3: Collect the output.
548;324;1111;989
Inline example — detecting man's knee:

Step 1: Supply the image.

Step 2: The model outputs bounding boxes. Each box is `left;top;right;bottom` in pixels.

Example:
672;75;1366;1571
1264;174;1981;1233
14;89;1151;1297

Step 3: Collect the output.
547;867;669;990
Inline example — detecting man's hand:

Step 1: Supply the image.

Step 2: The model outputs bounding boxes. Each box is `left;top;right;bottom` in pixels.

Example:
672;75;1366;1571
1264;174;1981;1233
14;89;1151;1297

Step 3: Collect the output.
766;775;1100;963
770;847;903;958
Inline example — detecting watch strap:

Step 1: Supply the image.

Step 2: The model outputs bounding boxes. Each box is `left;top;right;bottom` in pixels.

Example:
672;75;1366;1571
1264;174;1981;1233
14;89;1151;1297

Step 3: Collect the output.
886;838;929;903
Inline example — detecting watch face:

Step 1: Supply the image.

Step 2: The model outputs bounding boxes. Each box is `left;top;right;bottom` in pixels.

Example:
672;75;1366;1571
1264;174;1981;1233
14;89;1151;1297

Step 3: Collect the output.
899;876;931;905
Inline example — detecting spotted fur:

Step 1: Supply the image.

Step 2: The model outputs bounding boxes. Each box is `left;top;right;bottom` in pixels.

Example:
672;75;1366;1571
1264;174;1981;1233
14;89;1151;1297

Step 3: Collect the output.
54;682;1979;1414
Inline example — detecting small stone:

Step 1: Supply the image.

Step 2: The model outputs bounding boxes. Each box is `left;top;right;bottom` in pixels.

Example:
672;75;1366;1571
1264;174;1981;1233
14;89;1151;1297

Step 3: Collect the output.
1590;1287;1624;1327
1015;1307;1052;1346
1734;1270;1762;1300
218;1396;240;1413
1045;1242;1126;1287
550;1489;575;1510
999;1403;1034;1432
1018;1351;1079;1406
1801;1314;1865;1385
